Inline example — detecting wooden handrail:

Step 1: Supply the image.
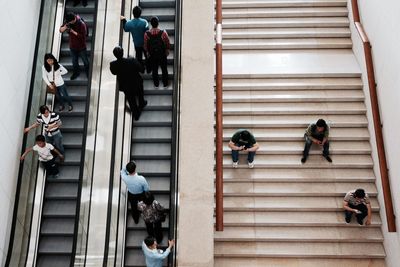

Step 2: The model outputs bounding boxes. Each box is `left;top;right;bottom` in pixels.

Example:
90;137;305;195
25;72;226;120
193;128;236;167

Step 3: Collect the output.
351;0;396;232
215;0;224;231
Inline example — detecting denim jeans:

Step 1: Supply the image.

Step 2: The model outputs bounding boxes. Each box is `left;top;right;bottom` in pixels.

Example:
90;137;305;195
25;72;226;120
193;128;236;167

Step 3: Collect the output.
231;143;256;163
56;84;73;107
45;131;64;155
70;48;89;75
302;135;329;159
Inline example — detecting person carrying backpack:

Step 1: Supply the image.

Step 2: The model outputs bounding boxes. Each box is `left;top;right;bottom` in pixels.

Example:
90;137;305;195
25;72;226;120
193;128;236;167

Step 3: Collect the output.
144;16;170;89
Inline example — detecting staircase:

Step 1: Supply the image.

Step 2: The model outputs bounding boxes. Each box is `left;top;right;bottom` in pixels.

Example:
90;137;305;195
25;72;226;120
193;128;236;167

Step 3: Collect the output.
214;0;386;266
124;0;176;266
36;0;96;266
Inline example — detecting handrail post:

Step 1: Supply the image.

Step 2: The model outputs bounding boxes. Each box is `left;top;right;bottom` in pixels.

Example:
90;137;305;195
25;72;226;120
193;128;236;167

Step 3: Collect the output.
352;0;396;232
215;0;223;231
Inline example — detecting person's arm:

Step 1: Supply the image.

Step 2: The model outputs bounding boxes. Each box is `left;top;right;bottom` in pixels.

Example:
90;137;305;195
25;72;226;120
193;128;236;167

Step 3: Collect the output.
143;32;149;54
20;147;33;161
59;64;68;75
247;142;260;152
366;203;372;225
59;23;69;33
24;122;41;134
343;200;357;213
142;177;150;192
228;140;243;151
48;117;62;131
120;16;128;31
161;30;170;55
52;148;64;161
322;126;330;145
132;58;145;73
305;124;320;144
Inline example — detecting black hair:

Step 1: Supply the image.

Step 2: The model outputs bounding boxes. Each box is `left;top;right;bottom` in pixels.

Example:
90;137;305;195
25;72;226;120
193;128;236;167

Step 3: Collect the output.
126;161;136;174
35;135;46;142
143;191;155;206
65;12;76;23
150;16;159;28
132;6;142;18
354;189;366;198
113;46;124;59
240;130;250;141
44;53;60;72
39;105;49;114
144;236;156;247
316;119;327;128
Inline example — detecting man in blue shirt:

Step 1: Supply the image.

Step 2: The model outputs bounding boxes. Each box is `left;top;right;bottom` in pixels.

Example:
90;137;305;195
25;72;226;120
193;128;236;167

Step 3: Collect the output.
121;161;149;224
142;236;174;267
120;6;149;65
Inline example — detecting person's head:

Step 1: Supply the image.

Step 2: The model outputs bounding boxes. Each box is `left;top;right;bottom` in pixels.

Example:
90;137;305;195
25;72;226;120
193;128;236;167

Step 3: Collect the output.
150;16;159;28
113;46;124;59
126;161;137;174
240;130;251;141
132;6;142;18
354;188;366;199
65;12;76;24
316;119;327;133
39;105;50;117
143;191;155;206
144;236;157;249
44;53;60;72
35;135;46;147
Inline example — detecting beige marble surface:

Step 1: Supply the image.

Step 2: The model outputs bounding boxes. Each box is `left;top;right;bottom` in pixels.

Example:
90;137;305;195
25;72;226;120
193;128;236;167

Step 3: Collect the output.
176;0;215;266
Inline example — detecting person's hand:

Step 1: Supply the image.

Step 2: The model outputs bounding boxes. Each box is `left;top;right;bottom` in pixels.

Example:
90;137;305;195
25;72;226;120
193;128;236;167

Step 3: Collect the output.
366;219;371;225
120;15;125;20
24;127;30;134
60;25;68;33
168;239;175;248
20;155;25;161
59;155;65;162
353;209;361;214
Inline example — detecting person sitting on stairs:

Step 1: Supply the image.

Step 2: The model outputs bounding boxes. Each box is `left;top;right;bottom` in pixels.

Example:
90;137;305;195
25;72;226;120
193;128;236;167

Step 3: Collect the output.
343;188;372;226
228;129;260;168
301;118;332;163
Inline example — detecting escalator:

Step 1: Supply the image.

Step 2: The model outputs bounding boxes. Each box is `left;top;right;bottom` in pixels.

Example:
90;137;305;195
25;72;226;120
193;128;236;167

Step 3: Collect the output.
124;0;177;266
36;0;97;265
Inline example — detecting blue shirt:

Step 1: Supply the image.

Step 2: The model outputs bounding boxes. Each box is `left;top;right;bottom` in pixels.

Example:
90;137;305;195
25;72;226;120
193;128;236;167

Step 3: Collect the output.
123;18;149;47
120;168;149;194
142;242;171;267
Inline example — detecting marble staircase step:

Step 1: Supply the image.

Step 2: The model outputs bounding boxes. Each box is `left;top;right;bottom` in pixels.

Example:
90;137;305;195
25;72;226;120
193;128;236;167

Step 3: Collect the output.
222;7;348;18
222;0;348;9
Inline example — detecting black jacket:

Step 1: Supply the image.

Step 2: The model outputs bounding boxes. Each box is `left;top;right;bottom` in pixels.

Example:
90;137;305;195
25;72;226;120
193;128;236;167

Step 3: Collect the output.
110;57;144;92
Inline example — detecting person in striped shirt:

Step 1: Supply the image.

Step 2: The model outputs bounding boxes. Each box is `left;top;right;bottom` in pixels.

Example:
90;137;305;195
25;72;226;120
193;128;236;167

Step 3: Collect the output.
24;105;64;155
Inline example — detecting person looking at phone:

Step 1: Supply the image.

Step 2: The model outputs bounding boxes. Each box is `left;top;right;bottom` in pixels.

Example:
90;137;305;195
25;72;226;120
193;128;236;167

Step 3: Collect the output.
301;118;332;163
228;129;260;169
343;188;372;225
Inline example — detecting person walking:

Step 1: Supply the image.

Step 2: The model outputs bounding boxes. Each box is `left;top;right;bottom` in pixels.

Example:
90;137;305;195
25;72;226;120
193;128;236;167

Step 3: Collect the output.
120;161;150;224
59;12;89;80
42;53;73;112
142;236;174;267
24;105;65;155
20;135;64;177
144;16;170;89
120;6;149;65
110;46;147;120
138;191;166;244
228;129;260;168
301;118;332;163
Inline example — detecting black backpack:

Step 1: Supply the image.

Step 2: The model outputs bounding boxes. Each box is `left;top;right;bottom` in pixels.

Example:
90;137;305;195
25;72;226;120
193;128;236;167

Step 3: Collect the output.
146;30;165;57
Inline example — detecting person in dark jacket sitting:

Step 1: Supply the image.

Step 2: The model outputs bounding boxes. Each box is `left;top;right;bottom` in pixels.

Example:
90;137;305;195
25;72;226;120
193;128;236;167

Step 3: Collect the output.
110;46;147;120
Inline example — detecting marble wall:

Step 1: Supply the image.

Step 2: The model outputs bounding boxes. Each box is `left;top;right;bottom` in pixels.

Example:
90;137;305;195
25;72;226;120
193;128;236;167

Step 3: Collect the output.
348;1;400;266
0;0;42;264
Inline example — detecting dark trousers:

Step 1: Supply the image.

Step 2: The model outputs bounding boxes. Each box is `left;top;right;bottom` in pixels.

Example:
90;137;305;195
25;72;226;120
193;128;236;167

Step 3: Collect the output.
42;158;59;176
128;191;144;224
345;203;368;224
149;55;168;87
231;143;256;163
70;48;90;75
302;135;329;159
125;84;146;119
135;46;147;66
145;221;163;244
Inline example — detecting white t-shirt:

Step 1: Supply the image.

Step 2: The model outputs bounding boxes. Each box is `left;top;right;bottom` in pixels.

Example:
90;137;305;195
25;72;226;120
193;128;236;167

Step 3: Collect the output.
33;143;54;161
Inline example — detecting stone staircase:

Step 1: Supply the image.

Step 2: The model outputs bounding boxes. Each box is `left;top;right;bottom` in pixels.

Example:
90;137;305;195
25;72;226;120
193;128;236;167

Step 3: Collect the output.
214;0;386;266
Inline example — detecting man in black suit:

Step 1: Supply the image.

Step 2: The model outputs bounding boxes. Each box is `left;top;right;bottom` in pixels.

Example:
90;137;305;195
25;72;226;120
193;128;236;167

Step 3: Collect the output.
110;46;147;120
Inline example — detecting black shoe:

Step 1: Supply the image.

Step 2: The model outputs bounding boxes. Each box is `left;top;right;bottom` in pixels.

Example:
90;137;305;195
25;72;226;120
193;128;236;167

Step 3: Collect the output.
139;100;148;110
82;1;88;7
70;72;80;80
301;157;306;164
345;217;351;224
357;218;364;225
68;105;73;112
324;155;332;163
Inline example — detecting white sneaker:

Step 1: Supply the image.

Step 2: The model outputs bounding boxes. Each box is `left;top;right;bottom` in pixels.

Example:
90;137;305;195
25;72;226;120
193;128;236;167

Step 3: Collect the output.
232;161;238;168
248;161;254;168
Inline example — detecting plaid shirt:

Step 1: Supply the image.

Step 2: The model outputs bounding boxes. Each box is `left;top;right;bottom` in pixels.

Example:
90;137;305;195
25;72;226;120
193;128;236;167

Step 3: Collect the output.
143;28;170;54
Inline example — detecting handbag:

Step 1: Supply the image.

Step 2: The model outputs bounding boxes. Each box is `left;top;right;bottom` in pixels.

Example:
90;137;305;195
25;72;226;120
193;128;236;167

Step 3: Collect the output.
46;68;57;94
153;201;167;222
